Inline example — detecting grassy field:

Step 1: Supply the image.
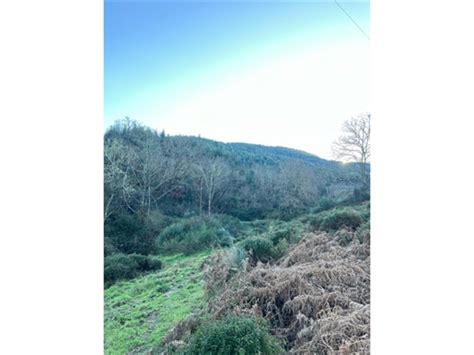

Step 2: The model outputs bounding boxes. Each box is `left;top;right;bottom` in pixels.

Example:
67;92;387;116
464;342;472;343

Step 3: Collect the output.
104;251;211;354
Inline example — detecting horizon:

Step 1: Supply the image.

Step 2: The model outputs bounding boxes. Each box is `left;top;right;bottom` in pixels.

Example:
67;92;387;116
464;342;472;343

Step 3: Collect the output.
105;1;369;159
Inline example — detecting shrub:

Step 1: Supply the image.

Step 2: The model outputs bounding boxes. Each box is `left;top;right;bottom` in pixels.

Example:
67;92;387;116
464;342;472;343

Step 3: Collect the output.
156;217;233;255
271;239;289;260
104;253;162;287
356;220;370;243
321;209;363;231
130;254;163;271
215;214;248;238
351;186;370;203
270;227;292;245
241;237;273;263
311;196;337;213
185;315;283;355
104;253;139;285
105;212;154;255
144;209;174;238
310;208;364;232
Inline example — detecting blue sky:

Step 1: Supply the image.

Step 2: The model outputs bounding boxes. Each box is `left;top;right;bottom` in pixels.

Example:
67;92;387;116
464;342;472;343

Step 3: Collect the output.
105;1;369;158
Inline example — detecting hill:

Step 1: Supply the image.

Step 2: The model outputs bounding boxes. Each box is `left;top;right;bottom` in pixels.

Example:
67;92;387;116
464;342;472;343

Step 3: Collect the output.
104;119;371;353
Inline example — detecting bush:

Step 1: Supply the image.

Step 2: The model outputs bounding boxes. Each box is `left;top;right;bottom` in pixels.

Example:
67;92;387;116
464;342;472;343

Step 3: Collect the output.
215;214;248;238
310;208;364;232
144;209;175;238
271;239;289;260
311;196;337;213
105;212;154;255
185;315;283;355
129;254;163;271
104;253;162;287
321;209;363;231
241;237;273;263
156;217;233;255
269;227;292;245
356;220;370;243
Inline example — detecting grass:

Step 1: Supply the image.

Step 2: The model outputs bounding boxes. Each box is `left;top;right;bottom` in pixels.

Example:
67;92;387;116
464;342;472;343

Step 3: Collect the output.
104;251;211;354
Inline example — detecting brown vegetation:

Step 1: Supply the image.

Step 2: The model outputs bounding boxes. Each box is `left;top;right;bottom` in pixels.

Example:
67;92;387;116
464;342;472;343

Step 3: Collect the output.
201;232;370;354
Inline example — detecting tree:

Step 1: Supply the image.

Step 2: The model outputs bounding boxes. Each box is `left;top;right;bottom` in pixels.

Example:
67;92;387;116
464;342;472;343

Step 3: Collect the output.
104;138;136;221
195;158;231;217
332;113;371;187
105;119;193;217
277;160;321;218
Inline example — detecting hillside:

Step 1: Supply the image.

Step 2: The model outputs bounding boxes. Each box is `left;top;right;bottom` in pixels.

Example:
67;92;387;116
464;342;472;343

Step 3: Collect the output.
104;118;370;354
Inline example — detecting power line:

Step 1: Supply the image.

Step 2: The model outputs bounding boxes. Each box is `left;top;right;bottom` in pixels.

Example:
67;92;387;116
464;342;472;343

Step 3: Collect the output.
333;0;370;40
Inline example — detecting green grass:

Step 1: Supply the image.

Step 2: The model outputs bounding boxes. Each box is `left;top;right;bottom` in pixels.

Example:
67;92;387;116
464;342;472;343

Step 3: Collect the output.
104;251;211;354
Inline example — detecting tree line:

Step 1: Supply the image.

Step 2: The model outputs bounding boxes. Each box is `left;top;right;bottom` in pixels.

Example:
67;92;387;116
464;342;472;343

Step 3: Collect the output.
104;117;367;257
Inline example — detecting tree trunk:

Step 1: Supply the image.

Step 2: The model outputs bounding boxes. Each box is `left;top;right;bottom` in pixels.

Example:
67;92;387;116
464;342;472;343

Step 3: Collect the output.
199;178;203;216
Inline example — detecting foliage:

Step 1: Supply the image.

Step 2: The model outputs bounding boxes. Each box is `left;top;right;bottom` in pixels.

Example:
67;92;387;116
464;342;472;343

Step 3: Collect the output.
214;214;249;238
356;220;370;243
105;212;154;255
240;237;274;263
310;206;365;232
185;315;284;355
104;118;364;228
104;252;210;354
271;239;289;260
104;253;162;287
311;196;337;213
156;217;233;255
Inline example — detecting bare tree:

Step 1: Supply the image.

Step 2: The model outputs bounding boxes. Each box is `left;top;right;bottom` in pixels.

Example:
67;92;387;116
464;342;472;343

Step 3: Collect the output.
104;139;136;220
129;135;192;216
195;158;231;217
332;113;371;186
277;160;321;217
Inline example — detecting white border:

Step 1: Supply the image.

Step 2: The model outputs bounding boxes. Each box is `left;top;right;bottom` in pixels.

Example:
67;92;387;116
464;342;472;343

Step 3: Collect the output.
1;0;474;353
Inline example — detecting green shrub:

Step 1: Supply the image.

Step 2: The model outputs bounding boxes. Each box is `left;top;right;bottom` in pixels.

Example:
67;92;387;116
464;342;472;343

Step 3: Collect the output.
104;253;162;286
105;212;154;255
311;196;337;213
241;237;273;263
144;209;175;237
130;254;163;271
271;239;289;260
310;208;364;232
356;220;370;243
156;217;233;255
270;227;292;245
215;214;248;238
185;315;283;355
321;209;363;231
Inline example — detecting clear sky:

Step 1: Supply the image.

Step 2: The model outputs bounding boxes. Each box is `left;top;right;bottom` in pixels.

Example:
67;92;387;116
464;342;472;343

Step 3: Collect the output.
105;0;369;159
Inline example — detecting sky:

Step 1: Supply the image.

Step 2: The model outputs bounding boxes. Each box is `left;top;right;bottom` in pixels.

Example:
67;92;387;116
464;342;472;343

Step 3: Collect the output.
105;0;369;159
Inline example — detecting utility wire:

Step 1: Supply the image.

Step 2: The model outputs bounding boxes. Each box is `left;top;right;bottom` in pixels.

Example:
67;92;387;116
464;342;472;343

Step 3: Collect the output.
333;0;370;40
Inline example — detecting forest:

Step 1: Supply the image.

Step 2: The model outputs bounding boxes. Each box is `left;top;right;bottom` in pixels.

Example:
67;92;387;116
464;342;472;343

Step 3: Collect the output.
104;116;370;354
